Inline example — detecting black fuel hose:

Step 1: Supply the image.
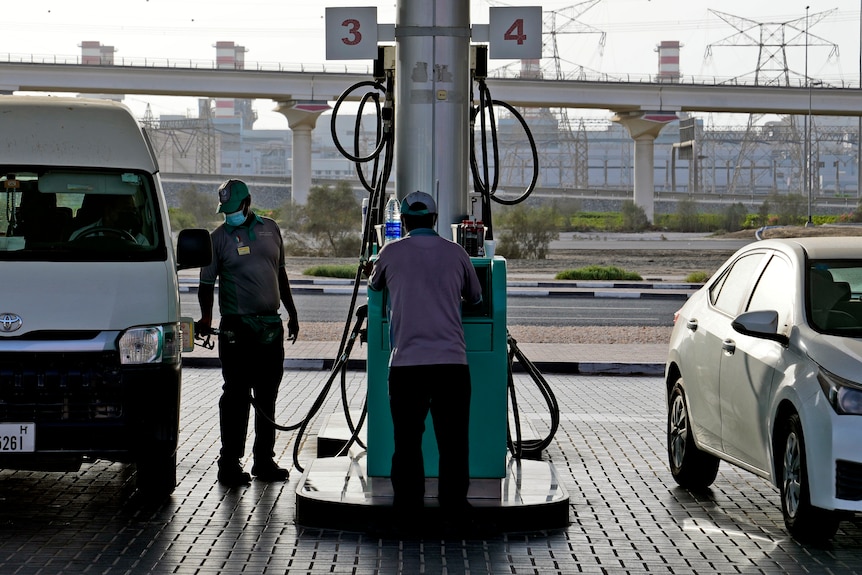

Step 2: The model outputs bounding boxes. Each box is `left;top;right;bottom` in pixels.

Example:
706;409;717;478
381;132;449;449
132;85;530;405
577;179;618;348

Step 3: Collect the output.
470;77;540;241
505;330;560;459
470;76;558;457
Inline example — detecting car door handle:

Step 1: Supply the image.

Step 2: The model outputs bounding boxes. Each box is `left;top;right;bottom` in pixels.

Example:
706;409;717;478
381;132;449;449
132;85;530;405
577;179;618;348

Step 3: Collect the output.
722;339;736;355
686;319;698;331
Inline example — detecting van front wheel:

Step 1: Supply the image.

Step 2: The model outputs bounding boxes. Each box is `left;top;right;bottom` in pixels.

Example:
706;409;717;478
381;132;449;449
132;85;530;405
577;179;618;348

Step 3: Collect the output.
136;451;177;498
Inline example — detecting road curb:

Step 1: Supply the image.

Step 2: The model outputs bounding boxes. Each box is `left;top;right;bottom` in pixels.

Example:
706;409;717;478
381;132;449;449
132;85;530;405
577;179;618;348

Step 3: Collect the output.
180;278;697;300
181;356;664;376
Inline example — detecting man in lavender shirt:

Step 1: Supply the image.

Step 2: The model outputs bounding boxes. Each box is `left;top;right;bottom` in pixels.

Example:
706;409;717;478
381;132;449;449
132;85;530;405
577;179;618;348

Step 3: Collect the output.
367;191;483;520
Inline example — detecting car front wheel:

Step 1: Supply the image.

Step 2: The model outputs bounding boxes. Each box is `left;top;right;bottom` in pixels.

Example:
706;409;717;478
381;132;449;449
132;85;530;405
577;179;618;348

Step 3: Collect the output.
667;379;719;489
778;412;840;541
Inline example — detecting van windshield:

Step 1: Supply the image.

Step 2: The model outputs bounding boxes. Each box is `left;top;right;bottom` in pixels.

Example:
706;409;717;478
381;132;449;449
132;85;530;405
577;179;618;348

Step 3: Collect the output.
0;170;165;262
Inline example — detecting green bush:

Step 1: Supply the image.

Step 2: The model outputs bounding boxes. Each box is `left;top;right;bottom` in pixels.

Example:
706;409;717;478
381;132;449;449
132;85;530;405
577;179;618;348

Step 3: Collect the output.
684;271;710;283
496;204;560;259
302;264;358;279
555;265;642;281
769;193;807;225
168;207;197;230
742;214;762;229
569;212;621;232
620;200;649;231
177;184;218;228
674;197;700;232
277;182;362;257
722;203;747;232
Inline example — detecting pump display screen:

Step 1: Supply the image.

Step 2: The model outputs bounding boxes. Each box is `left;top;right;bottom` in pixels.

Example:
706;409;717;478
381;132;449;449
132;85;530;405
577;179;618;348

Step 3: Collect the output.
462;260;491;318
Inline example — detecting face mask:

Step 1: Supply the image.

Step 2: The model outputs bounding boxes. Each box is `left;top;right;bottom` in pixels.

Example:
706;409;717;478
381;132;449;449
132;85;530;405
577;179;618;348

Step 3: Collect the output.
225;210;246;227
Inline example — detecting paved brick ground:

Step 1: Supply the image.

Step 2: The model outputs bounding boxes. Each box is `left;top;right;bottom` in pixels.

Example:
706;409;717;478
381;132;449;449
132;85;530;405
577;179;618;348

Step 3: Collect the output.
2;368;862;574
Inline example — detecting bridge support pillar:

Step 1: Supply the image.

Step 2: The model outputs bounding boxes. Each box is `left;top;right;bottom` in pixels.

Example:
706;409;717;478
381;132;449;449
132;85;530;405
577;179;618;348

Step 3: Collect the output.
612;111;677;223
274;100;331;205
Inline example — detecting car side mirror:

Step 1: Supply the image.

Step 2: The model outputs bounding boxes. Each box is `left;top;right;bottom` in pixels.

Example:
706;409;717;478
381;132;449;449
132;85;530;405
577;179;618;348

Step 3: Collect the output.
177;228;212;270
731;309;790;346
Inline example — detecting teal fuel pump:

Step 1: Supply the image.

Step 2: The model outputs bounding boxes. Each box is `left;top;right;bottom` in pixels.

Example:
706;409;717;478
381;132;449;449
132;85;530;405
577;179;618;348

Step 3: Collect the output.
367;256;508;478
294;0;568;532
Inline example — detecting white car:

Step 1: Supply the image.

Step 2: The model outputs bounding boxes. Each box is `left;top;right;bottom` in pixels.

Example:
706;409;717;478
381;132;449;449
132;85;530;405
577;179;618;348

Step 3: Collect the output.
665;236;862;541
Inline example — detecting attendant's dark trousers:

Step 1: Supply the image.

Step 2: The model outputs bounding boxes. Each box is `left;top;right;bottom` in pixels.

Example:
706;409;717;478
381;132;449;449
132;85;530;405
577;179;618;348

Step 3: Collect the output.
217;315;285;465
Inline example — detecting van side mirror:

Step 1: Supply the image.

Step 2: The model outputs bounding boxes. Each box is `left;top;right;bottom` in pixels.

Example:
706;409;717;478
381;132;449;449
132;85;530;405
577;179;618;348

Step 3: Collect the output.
176;228;212;270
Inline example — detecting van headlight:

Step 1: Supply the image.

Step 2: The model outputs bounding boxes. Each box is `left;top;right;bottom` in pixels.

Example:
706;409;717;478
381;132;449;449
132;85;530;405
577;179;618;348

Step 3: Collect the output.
818;368;862;415
119;323;181;365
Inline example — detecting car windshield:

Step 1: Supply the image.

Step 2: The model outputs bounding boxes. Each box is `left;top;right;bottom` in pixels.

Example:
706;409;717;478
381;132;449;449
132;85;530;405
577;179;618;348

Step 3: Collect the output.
808;260;862;336
0;170;164;262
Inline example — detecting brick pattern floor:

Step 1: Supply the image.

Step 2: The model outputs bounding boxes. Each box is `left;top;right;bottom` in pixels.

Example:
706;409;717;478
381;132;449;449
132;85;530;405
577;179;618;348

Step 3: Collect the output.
1;369;862;574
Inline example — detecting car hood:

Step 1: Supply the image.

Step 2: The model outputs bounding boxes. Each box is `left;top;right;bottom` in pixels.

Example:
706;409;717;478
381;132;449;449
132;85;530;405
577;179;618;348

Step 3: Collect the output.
807;333;862;382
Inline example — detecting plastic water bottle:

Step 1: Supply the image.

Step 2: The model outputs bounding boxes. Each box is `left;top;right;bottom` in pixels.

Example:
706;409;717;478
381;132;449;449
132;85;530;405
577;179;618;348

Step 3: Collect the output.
384;196;401;243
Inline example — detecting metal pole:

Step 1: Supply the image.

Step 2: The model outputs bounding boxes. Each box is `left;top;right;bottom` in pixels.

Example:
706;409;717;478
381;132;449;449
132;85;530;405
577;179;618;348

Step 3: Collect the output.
806;6;812;225
395;0;470;232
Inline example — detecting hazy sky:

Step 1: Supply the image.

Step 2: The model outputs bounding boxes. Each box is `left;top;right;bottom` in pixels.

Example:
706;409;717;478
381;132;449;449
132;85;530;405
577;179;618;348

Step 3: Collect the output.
4;0;860;127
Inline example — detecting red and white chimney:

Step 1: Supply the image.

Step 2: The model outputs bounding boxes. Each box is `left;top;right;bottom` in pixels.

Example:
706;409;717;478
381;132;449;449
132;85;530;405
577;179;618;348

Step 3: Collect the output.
80;41;115;65
656;40;681;83
214;41;247;118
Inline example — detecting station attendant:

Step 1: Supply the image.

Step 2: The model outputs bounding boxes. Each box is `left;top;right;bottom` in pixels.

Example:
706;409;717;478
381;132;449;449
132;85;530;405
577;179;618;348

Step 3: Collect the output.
367;190;483;516
197;179;300;487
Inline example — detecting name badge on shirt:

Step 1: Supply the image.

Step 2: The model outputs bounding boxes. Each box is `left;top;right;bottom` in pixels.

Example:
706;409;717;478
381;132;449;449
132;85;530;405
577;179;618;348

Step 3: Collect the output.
237;246;250;256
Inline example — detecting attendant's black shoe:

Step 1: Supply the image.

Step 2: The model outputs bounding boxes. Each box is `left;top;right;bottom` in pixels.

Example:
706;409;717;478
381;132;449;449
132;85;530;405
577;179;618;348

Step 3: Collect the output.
217;461;252;487
252;461;289;482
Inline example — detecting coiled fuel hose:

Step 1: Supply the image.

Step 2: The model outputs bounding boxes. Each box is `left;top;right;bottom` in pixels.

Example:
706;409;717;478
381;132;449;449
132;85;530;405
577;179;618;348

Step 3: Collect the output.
277;75;396;473
470;74;558;458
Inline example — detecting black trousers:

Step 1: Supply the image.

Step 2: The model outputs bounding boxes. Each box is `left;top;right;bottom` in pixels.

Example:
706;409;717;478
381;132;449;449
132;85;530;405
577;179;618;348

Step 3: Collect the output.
388;364;471;509
217;315;285;465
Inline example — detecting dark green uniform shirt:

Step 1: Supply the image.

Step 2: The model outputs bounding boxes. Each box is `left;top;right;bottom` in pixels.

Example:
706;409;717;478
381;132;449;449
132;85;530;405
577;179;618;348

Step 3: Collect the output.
200;213;285;316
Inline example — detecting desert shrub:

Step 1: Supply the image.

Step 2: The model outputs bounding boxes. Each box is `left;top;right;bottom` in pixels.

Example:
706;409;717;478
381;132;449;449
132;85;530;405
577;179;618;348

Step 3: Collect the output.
277;182;361;257
685;271;710;283
770;193;807;225
303;264;358;279
177;184;218;228
555;265;642;281
168;207;197;230
674;197;700;232
496;204;560;259
569;211;621;231
722;203;747;232
620;200;649;231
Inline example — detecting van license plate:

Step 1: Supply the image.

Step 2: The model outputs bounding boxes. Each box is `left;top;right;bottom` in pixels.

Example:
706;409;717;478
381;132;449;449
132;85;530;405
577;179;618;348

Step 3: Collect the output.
0;423;35;452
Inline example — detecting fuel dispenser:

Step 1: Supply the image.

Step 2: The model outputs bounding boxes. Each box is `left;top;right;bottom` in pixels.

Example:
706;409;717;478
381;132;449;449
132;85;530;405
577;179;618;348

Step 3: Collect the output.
366;255;508;479
293;0;568;532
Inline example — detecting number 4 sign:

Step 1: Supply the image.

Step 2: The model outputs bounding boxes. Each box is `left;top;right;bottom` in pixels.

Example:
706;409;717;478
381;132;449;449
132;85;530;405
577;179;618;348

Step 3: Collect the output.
489;6;542;60
325;6;378;60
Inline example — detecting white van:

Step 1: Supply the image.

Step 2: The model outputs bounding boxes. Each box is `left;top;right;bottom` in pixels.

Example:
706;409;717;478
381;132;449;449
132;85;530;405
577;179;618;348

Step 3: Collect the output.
0;96;211;496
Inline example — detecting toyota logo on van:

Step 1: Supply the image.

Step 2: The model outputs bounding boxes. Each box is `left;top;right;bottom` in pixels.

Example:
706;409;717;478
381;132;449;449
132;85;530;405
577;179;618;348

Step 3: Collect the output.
0;313;23;332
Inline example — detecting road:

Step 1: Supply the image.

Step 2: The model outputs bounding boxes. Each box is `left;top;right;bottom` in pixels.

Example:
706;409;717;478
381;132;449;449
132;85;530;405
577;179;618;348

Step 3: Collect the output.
181;291;680;328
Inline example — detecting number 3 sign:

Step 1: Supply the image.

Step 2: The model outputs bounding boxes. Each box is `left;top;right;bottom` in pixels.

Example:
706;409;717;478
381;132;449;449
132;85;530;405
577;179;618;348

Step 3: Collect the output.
326;7;378;60
489;6;542;60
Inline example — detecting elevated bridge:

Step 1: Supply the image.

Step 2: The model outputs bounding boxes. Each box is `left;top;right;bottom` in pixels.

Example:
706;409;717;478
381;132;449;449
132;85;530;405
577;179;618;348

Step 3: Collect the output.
2;60;859;216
